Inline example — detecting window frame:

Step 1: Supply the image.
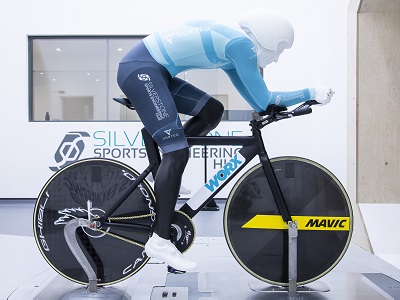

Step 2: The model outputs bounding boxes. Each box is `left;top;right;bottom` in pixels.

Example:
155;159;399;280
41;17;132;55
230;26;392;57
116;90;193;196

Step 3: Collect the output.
28;35;146;122
28;35;257;122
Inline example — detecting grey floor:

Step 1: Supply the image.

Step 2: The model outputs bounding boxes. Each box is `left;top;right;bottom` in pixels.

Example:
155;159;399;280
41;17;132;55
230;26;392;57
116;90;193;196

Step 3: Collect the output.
1;199;400;299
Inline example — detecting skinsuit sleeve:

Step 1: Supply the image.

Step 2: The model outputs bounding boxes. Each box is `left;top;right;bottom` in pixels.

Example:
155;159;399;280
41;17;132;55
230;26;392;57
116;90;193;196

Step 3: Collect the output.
223;37;313;113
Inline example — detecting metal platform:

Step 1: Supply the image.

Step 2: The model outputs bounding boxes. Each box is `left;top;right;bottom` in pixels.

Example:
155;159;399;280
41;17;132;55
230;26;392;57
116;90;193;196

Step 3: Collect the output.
1;200;400;299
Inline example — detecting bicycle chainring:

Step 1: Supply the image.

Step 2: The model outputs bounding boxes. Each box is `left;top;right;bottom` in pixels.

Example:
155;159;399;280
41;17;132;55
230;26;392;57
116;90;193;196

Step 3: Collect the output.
170;211;195;253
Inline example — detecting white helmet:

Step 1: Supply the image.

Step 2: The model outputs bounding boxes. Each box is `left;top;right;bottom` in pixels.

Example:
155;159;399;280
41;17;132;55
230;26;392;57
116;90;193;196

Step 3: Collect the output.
239;9;294;51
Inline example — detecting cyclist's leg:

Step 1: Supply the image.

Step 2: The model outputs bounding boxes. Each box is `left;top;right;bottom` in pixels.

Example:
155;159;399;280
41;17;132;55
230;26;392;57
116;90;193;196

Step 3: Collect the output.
118;62;196;271
153;148;189;238
169;78;224;136
183;97;224;136
145;147;196;271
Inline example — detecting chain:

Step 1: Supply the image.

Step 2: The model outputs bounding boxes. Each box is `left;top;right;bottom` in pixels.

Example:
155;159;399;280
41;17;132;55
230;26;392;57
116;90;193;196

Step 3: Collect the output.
107;213;155;221
96;228;145;248
90;212;155;248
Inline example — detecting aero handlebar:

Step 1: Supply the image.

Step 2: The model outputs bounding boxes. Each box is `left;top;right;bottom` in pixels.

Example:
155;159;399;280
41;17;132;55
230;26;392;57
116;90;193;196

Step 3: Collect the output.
254;100;320;129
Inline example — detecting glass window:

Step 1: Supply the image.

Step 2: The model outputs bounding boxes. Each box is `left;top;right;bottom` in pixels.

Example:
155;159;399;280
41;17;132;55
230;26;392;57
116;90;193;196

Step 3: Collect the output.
29;36;254;122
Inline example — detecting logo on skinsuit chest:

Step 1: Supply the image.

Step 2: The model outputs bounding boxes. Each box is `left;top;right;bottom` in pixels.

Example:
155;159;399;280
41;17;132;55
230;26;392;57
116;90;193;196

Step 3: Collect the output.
205;154;244;192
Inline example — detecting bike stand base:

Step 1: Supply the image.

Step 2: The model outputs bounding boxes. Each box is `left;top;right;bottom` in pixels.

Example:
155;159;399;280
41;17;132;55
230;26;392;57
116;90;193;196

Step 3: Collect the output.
248;280;330;294
62;286;125;300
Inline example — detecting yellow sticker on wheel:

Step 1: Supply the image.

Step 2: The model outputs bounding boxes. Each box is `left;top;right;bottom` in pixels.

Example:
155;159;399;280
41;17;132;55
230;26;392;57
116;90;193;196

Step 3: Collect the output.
242;215;350;231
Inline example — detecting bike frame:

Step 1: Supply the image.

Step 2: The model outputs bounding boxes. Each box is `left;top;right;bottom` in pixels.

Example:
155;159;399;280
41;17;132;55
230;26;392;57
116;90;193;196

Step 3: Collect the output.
101;119;293;231
34;100;351;289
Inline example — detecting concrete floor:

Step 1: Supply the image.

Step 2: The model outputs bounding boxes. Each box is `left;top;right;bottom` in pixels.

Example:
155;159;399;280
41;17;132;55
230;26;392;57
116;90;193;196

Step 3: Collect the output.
1;199;400;299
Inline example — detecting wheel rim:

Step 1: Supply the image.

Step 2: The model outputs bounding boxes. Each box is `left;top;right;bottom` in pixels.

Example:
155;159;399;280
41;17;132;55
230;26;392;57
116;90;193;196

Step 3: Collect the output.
33;158;156;285
224;157;353;286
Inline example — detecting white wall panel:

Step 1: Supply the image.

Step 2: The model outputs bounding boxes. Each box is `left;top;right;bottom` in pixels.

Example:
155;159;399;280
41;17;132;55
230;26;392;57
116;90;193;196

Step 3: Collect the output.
0;0;349;198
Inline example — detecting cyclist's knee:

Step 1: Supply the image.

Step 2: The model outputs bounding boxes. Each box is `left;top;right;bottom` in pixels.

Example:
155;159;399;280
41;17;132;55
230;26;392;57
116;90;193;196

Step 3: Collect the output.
199;97;224;130
165;147;189;161
183;97;224;137
207;97;225;116
162;147;189;171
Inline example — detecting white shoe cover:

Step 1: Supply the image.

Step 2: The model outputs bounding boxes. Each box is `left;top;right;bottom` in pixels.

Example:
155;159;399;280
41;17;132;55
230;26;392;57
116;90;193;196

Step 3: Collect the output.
145;233;197;271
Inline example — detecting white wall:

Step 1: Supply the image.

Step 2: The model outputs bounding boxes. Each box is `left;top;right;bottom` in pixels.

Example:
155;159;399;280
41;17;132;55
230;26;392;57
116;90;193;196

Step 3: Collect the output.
0;0;349;198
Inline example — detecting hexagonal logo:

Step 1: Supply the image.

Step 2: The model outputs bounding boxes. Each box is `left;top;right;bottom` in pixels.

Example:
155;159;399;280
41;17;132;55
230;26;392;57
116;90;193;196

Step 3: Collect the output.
49;131;90;172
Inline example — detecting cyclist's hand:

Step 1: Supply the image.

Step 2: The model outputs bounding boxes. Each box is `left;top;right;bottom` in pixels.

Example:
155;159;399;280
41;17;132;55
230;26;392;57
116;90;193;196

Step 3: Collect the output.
314;87;335;105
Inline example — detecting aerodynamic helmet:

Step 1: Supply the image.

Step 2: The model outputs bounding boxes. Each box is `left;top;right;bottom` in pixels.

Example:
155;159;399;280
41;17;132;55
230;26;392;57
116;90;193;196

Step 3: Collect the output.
239;9;294;51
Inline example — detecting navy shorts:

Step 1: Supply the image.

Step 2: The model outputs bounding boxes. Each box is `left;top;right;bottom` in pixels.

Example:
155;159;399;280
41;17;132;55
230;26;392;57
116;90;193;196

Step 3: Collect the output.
117;42;210;153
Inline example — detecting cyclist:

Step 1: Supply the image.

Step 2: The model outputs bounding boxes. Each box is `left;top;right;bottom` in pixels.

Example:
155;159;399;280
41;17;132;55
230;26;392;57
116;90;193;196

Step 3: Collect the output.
117;9;335;271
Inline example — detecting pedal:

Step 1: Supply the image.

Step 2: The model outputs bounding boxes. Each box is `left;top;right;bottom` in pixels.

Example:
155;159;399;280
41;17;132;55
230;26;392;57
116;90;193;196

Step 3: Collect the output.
167;265;186;274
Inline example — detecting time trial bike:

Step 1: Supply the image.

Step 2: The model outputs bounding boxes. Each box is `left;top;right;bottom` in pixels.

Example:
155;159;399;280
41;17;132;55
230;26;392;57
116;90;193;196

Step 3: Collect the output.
33;99;353;289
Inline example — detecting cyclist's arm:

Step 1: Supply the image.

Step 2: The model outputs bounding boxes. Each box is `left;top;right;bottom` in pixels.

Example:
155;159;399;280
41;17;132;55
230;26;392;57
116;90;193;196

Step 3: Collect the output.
223;67;265;112
224;38;314;112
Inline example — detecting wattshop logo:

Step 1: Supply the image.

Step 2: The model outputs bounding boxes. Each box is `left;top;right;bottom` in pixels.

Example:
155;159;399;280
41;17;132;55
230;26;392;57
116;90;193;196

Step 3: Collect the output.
49;132;90;172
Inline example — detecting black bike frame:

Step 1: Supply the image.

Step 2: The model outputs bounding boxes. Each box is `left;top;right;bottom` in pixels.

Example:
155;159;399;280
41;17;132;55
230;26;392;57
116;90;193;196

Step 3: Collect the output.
102;120;293;230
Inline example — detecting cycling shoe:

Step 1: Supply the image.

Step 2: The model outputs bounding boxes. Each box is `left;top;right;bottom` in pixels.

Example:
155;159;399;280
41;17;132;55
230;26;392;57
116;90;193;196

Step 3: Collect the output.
145;233;197;271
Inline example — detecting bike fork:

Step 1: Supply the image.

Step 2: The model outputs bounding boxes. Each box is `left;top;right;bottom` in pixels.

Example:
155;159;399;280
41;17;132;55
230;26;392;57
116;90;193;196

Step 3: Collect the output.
254;129;299;293
258;153;292;222
260;153;299;293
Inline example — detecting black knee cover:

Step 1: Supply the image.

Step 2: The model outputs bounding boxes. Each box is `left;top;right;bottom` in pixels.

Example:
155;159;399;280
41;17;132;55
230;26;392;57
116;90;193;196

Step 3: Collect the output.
183;97;224;136
198;97;224;129
159;147;189;175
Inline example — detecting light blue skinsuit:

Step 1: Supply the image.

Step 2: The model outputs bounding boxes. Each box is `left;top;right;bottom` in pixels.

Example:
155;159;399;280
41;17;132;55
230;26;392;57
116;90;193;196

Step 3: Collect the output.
117;20;312;152
117;20;315;241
